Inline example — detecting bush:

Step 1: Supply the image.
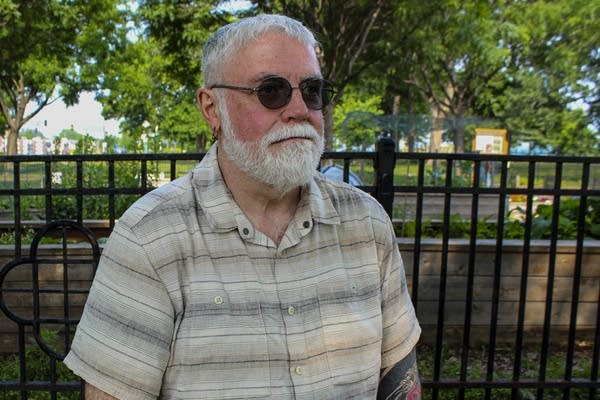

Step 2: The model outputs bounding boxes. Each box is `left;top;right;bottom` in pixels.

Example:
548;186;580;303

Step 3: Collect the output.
0;330;79;399
394;196;600;240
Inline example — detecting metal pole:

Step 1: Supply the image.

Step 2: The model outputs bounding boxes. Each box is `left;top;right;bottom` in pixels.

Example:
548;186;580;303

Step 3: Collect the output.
375;134;396;218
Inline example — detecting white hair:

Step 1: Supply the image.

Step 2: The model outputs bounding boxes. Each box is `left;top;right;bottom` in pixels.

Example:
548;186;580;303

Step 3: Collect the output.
202;14;318;86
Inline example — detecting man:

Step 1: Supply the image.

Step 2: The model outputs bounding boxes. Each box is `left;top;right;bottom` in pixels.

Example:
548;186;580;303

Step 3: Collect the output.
65;14;421;400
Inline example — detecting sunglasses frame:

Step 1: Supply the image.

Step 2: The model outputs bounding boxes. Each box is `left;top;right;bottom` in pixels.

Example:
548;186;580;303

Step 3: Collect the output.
210;77;335;110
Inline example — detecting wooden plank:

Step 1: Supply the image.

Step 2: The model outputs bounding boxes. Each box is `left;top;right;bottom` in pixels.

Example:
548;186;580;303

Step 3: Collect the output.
416;300;598;327
411;275;600;302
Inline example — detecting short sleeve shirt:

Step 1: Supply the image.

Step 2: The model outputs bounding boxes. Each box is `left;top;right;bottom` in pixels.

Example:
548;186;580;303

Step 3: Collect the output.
64;144;421;400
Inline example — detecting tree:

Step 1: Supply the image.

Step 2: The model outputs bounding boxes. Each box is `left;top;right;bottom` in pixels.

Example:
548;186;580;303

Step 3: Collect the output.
95;38;209;153
474;0;600;155
95;0;229;151
486;69;598;155
378;0;599;155
382;0;514;153
333;86;384;151
0;0;127;155
511;0;599;155
20;128;45;140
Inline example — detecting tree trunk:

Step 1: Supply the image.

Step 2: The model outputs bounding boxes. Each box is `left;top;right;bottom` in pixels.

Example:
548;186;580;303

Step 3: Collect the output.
429;105;444;153
429;129;442;153
0;73;52;156
392;95;401;151
407;88;415;153
454;114;465;153
5;127;18;155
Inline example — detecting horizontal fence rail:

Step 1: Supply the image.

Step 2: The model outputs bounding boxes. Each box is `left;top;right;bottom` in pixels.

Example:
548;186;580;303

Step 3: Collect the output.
0;138;599;399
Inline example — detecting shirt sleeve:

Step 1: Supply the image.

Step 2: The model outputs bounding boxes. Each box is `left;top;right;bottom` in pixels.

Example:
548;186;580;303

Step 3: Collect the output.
64;220;175;400
377;215;421;369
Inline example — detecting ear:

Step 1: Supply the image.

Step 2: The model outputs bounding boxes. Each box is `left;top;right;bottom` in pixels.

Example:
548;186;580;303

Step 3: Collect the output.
197;87;220;132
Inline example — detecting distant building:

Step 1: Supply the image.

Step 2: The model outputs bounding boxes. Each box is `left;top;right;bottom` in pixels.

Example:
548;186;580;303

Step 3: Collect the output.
0;136;79;155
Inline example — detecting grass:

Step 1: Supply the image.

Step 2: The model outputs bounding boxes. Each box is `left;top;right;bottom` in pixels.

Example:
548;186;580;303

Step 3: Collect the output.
417;342;597;399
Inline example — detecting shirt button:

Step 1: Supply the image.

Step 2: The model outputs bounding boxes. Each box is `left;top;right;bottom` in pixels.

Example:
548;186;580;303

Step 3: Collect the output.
295;366;303;375
214;296;223;305
242;227;249;235
303;220;310;229
287;306;296;316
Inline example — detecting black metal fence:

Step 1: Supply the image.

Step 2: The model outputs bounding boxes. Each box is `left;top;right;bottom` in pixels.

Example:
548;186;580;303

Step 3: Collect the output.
0;137;599;399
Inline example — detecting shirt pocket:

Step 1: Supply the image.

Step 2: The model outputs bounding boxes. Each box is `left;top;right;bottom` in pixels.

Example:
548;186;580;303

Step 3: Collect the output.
317;273;383;388
162;291;271;399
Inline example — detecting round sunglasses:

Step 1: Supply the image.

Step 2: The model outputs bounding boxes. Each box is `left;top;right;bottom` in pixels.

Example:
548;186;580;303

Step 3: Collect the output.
210;77;335;110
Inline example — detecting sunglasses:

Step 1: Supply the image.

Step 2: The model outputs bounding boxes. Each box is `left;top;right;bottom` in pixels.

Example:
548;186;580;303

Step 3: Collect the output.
210;77;335;110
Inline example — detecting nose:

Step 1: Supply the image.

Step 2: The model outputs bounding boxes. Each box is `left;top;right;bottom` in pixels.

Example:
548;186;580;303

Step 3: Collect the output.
281;87;310;121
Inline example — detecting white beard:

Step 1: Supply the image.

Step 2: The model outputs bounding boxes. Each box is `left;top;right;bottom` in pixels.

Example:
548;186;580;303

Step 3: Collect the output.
218;102;324;196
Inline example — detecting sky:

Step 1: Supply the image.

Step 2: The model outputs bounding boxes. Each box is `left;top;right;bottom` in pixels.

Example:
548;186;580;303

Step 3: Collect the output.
22;92;121;139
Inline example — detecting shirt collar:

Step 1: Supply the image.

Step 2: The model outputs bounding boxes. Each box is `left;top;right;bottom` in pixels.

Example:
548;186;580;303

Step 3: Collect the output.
191;143;341;233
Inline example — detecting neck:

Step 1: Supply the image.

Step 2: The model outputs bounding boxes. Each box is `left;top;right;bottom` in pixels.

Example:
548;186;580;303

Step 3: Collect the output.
217;146;301;245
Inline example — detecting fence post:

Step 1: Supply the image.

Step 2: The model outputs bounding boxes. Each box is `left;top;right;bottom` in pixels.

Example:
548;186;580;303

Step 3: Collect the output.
375;134;396;218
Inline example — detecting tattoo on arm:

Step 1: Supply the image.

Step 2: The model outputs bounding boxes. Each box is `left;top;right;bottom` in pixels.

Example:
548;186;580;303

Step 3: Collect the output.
377;348;421;400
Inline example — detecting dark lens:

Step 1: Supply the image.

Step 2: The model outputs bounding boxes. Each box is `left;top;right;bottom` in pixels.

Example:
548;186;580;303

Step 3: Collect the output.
300;79;334;110
257;78;292;109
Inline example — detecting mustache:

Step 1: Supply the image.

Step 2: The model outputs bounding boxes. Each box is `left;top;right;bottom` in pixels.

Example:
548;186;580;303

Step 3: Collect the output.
262;124;321;146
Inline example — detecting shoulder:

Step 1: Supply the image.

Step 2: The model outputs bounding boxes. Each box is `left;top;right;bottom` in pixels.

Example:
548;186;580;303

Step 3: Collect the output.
312;172;390;224
117;173;196;234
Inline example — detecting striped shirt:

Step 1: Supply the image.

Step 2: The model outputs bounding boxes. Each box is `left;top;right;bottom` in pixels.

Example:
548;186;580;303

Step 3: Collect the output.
64;144;421;400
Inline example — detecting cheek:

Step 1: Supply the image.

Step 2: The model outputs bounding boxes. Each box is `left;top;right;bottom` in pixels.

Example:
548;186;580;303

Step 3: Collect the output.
310;114;325;135
226;103;270;142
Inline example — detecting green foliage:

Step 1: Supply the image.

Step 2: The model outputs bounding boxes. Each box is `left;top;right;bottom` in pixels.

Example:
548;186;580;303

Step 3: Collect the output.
492;70;599;155
394;197;600;240
56;128;82;142
476;0;600;155
138;0;227;87
75;134;99;154
0;330;79;399
0;229;36;245
0;0;128;154
19;129;45;140
96;1;228;151
48;161;144;220
0;0;600;155
96;35;212;151
2;0;598;154
532;196;600;240
333;87;384;151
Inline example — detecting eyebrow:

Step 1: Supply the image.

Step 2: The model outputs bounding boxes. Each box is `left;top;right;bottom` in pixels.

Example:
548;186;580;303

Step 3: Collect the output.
250;73;282;84
251;73;324;85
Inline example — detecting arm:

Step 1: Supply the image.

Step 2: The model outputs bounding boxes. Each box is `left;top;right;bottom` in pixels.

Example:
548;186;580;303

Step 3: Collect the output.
64;221;174;399
85;383;119;400
377;348;421;400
